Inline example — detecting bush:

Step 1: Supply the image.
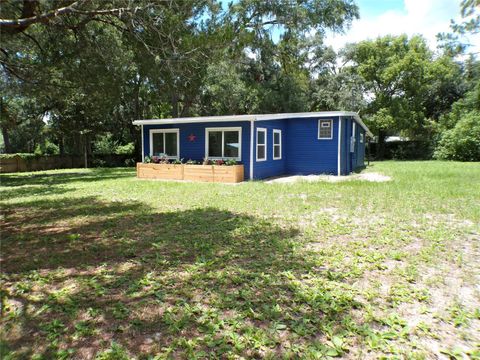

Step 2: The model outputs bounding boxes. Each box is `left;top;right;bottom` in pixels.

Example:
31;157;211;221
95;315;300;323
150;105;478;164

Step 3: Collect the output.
124;158;136;167
93;133;135;156
93;134;117;155
34;141;59;156
114;143;135;155
0;153;39;160
434;111;480;161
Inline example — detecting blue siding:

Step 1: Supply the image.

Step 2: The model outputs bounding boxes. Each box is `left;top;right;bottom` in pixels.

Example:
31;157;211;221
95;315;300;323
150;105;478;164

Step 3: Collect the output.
284;116;340;176
252;120;288;179
142;121;251;179
340;117;347;175
340;116;366;175
345;117;352;174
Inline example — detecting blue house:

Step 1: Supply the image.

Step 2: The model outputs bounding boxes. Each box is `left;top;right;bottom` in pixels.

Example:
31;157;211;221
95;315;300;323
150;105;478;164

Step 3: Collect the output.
133;112;372;180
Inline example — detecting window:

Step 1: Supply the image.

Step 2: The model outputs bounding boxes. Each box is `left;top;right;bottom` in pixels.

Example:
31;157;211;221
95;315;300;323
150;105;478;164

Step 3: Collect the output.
205;127;241;160
318;119;333;139
273;129;282;160
360;133;364;143
150;129;179;158
256;128;267;161
350;122;356;153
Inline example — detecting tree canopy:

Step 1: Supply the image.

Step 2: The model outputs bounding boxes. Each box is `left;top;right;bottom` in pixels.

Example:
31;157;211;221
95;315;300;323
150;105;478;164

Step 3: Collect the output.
0;0;478;161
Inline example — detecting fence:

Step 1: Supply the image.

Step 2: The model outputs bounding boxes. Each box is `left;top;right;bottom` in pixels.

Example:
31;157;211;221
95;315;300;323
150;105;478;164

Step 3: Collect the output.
0;154;136;173
367;141;433;160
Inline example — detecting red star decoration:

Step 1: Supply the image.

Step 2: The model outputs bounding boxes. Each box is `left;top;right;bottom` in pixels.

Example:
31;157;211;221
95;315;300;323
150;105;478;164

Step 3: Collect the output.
187;133;197;142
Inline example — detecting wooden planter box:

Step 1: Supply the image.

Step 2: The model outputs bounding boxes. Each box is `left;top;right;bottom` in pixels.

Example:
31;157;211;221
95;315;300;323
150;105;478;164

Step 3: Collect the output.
184;165;214;182
136;163;184;180
137;163;244;183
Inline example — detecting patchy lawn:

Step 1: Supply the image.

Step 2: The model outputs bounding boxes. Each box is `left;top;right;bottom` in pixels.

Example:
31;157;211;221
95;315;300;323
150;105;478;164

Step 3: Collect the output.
1;161;479;359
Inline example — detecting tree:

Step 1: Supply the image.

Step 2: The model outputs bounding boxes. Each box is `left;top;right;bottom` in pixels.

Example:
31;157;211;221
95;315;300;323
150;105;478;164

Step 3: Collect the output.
308;44;366;112
0;0;362;155
437;0;480;56
344;35;463;157
0;0;142;35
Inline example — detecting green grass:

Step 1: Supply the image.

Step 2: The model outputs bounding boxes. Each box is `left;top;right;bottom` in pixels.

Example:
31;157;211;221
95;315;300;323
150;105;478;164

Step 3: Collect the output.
1;161;479;359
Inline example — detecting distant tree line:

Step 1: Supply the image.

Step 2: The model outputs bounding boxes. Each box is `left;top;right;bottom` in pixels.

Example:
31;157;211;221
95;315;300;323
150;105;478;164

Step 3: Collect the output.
1;0;478;161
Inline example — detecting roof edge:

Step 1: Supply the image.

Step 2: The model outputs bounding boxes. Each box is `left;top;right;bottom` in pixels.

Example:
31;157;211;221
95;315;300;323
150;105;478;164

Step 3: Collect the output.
132;111;373;136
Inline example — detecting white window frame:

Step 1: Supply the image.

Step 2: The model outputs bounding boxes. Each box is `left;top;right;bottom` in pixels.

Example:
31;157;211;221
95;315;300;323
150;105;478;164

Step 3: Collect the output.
149;128;180;159
318;119;333;140
360;132;364;143
256;127;267;162
273;129;282;160
205;127;242;161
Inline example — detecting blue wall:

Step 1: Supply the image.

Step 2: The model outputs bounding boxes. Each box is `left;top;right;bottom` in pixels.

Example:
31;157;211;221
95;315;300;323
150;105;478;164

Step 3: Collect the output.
285;116;340;175
252;120;288;179
143;121;251;179
339;116;366;175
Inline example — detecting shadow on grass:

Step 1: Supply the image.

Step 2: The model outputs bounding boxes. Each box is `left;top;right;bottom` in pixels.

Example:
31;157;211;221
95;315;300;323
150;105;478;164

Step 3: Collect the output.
0;168;134;188
1;195;361;358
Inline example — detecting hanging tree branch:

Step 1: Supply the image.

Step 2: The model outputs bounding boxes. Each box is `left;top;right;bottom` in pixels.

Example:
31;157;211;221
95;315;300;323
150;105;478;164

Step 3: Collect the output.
0;0;141;35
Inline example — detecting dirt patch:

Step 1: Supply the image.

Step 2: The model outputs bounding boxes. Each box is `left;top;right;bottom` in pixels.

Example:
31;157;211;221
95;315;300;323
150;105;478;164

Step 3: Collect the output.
266;172;392;184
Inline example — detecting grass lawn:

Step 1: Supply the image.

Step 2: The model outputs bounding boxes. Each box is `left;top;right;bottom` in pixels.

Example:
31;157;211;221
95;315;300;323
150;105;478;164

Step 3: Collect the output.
1;161;479;359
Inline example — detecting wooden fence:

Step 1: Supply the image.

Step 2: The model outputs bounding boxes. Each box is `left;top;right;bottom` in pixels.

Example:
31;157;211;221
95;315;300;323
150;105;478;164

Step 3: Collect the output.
0;154;135;173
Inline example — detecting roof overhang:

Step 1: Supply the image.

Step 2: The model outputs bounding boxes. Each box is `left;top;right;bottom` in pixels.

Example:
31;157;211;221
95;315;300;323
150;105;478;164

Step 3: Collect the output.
133;111;373;137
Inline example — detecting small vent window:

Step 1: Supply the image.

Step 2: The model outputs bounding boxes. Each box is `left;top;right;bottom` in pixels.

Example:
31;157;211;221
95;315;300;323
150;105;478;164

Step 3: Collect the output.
318;120;333;139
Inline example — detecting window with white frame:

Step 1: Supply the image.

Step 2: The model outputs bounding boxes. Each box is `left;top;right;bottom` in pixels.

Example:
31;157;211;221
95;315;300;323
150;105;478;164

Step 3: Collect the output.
205;127;241;160
318;119;333;139
150;129;179;158
256;128;267;161
360;133;364;143
273;129;282;160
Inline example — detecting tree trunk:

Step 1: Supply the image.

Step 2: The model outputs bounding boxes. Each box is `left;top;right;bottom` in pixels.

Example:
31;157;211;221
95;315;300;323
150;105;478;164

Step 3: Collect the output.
133;76;142;161
59;136;65;155
377;130;386;160
1;124;12;153
171;91;179;118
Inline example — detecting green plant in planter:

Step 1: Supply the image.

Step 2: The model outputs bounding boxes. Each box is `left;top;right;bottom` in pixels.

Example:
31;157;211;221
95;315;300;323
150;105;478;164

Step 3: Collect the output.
225;159;238;166
202;157;211;165
172;158;183;165
185;159;198;165
144;156;152;163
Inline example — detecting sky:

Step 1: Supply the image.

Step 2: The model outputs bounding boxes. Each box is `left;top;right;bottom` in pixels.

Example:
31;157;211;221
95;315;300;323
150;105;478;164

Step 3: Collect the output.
324;0;480;54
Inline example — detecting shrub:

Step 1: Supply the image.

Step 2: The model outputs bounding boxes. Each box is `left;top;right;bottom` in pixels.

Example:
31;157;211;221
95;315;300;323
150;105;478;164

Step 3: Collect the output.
434;111;480;161
93;134;117;155
0;153;39;160
93;134;134;156
124;158;136;167
91;159;107;167
114;143;135;155
34;141;60;156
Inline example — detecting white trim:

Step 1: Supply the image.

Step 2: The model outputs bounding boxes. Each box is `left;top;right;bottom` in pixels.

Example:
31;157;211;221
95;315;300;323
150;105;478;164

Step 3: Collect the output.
318;119;333;140
256;127;267;162
249;120;254;179
141;125;145;162
133;111;373;137
149;128;180;159
205;127;242;161
337;117;342;176
273;129;282;160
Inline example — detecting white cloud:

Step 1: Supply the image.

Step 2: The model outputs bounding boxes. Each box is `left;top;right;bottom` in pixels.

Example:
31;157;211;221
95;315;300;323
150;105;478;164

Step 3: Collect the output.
325;0;480;54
